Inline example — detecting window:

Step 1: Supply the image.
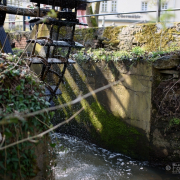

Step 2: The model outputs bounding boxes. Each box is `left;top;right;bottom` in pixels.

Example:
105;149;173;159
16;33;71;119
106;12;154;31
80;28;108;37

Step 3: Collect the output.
101;1;107;12
111;1;117;12
141;2;148;11
162;2;168;10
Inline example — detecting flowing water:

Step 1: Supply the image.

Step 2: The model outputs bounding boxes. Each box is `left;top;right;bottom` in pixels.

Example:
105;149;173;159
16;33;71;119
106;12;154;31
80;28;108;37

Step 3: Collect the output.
51;133;180;180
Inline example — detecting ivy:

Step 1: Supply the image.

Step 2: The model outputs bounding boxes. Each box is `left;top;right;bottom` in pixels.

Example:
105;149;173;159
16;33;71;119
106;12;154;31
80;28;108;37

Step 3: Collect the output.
0;53;54;179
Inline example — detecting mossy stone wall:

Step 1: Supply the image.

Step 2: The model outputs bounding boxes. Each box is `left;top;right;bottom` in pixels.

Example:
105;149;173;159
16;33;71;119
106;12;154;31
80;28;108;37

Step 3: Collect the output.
7;22;180;52
54;56;180;163
51;60;151;160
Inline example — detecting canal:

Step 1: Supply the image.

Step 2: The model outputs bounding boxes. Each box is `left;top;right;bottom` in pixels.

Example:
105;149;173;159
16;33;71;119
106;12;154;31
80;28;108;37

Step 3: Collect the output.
51;133;180;180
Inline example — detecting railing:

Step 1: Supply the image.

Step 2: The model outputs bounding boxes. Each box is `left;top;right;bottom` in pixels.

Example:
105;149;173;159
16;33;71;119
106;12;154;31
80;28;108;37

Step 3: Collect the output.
3;0;180;31
77;7;180;27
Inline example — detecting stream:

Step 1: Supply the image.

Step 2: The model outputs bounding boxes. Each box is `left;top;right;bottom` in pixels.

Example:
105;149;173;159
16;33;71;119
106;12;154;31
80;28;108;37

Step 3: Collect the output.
51;133;180;180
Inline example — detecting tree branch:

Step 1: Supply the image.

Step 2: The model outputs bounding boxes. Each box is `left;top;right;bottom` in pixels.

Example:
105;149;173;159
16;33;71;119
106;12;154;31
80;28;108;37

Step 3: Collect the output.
0;108;83;150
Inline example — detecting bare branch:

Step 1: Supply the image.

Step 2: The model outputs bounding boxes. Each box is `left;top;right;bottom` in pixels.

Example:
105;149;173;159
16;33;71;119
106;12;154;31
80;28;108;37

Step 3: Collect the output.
0;108;83;150
23;78;124;118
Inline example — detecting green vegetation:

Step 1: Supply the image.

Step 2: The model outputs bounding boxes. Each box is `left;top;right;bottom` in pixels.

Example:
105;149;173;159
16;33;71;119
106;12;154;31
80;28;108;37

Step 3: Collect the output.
57;96;149;159
131;46;145;56
72;47;180;63
135;23;180;52
102;26;123;46
169;118;180;128
80;102;146;156
0;53;54;179
12;48;23;56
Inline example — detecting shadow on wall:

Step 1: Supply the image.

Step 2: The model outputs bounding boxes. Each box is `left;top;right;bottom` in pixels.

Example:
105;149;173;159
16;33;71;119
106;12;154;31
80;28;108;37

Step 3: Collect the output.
27;23;152;160
53;60;152;160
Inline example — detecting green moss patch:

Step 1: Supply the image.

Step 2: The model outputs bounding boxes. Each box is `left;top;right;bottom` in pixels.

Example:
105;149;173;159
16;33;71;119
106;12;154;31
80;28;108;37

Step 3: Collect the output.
102;26;124;46
80;102;149;159
135;23;179;52
58;91;149;160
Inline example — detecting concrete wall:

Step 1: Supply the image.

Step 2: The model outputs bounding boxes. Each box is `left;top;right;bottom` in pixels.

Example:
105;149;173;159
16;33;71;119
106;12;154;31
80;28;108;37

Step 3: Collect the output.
80;60;153;138
8;23;180;163
54;55;180;164
51;60;151;160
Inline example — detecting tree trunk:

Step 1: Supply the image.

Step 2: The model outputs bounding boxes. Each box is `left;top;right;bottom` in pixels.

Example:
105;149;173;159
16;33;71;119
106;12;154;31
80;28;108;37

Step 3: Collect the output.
86;2;100;27
86;3;93;27
94;2;100;27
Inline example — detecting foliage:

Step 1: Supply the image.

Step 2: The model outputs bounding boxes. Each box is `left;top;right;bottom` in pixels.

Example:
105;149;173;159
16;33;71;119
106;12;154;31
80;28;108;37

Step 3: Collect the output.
169;118;180;127
153;78;180;133
72;47;180;64
12;48;23;57
113;50;131;60
57;48;68;57
131;46;145;56
0;53;53;179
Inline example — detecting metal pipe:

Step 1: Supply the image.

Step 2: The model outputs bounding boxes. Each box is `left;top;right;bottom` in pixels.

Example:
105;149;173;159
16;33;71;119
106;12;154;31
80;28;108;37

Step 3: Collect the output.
174;0;176;21
78;8;180;17
1;5;180;19
156;0;161;22
0;5;49;17
23;15;25;31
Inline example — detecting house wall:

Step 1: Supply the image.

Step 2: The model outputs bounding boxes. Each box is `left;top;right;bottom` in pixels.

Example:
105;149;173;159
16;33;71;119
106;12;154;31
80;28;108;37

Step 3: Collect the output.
97;0;180;27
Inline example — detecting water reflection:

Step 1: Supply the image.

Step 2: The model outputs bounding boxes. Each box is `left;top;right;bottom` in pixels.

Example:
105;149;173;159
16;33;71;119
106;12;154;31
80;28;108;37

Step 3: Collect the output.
51;133;180;180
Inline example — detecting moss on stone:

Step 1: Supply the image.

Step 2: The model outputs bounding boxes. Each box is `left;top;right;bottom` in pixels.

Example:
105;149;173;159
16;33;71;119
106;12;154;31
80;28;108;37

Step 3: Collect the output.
135;23;179;52
58;89;149;159
89;6;98;27
102;26;124;46
74;28;97;44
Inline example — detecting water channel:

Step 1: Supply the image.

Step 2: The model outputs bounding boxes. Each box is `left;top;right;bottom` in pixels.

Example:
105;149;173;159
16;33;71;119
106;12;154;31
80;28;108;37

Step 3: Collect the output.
51;133;180;180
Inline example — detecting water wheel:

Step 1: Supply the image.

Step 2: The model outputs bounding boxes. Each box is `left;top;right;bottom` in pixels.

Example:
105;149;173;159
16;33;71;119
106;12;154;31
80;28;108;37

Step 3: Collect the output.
26;0;89;106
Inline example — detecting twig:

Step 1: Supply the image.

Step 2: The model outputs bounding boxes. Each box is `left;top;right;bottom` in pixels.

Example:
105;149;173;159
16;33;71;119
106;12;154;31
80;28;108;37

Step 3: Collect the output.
24;78;124;118
1;78;124;124
0;108;83;150
35;116;51;129
0;135;5;147
159;79;180;110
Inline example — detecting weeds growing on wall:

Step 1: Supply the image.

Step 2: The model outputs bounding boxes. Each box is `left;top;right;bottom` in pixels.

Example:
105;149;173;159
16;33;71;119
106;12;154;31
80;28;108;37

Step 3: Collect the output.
71;47;180;63
153;77;180;134
0;53;54;179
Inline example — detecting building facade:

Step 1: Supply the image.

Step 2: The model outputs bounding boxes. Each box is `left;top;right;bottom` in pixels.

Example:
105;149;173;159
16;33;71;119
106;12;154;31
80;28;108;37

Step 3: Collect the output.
4;0;31;31
3;0;180;30
98;0;180;27
4;0;50;31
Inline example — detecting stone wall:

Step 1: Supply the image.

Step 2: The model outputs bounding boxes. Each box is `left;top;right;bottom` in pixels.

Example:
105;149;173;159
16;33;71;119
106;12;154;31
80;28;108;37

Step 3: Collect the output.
44;53;180;164
11;23;180;164
74;23;180;52
7;22;180;52
150;54;180;164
